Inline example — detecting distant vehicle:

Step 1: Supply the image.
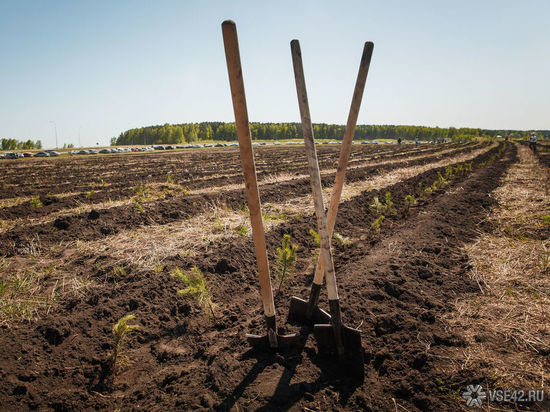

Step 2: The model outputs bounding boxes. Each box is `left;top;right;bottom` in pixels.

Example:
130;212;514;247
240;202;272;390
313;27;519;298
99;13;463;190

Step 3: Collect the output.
322;141;330;144
274;141;281;145
203;143;213;148
214;143;224;147
165;145;175;150
77;150;89;155
23;152;34;157
252;142;259;146
35;152;50;157
372;140;379;144
228;143;238;147
361;141;369;145
175;145;185;149
49;151;61;156
260;142;267;145
192;144;203;149
99;149;111;154
5;152;20;159
0;153;5;159
153;146;164;150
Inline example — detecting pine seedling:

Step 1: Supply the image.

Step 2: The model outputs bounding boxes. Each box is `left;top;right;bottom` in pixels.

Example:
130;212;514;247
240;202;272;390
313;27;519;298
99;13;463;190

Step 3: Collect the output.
437;172;448;187
172;266;216;319
275;234;298;292
30;196;43;208
333;232;351;248
309;228;320;246
134;199;145;214
108;314;139;373
309;228;321;261
445;165;453;179
384;192;395;215
371;215;385;233
404;194;417;213
369;196;384;215
166;173;174;184
416;182;425;198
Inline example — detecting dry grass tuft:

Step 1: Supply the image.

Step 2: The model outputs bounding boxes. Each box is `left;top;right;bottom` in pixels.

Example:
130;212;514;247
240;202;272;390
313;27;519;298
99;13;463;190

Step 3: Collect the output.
441;144;550;391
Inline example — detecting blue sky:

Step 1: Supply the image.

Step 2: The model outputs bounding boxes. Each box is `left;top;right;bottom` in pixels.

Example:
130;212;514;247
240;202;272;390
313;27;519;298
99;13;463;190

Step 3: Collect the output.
0;0;548;148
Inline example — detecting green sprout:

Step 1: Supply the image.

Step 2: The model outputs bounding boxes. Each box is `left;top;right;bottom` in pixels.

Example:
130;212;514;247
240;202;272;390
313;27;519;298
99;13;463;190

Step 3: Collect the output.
275;234;298;292
172;266;216;319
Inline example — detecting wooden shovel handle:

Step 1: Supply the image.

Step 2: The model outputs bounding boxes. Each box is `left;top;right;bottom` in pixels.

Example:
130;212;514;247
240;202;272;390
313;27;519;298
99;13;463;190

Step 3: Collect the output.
291;39;339;302
222;20;276;319
312;41;374;286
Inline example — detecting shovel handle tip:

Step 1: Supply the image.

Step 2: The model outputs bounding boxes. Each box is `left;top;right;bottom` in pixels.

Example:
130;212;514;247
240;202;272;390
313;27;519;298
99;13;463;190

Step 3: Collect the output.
222;19;236;27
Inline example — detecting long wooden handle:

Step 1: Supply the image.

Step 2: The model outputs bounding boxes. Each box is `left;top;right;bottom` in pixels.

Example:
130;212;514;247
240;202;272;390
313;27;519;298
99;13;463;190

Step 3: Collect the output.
312;41;374;286
222;20;276;319
291;39;339;302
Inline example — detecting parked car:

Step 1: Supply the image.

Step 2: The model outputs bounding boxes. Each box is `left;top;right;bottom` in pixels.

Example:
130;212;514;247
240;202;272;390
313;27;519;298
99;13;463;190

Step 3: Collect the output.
77;150;89;155
47;151;61;156
23;152;34;157
5;152;20;159
99;149;111;154
35;151;50;157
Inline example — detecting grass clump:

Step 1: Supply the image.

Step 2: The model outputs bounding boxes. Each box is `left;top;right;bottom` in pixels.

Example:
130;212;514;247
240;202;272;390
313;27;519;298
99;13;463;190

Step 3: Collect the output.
112;265;126;277
172;266;216;319
30;196;43;208
86;190;96;199
235;224;249;237
107;314;139;373
275;234;298;292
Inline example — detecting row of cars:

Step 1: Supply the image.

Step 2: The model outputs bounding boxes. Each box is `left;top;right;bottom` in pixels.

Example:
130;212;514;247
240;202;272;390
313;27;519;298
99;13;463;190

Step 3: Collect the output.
1;140;424;160
1;150;61;159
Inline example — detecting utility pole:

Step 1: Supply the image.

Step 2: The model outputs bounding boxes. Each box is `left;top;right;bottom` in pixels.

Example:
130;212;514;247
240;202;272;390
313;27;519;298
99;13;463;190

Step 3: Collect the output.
49;121;58;149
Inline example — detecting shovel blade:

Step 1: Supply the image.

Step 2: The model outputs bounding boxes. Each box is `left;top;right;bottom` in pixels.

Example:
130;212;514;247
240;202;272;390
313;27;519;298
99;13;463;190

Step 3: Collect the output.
313;323;363;355
245;332;301;350
288;296;332;325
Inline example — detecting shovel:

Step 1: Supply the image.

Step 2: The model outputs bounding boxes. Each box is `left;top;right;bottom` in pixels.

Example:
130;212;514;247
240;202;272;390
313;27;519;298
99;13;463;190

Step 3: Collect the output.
222;20;300;350
288;41;374;325
290;39;362;358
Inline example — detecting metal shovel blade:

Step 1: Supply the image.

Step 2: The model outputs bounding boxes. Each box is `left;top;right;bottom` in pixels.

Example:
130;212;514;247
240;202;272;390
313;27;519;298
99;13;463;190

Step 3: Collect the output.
288;296;331;325
246;332;302;350
313;323;363;355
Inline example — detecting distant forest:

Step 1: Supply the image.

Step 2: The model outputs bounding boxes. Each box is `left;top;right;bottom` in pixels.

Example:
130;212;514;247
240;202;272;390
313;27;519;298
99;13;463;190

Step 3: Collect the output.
111;122;547;146
1;138;42;150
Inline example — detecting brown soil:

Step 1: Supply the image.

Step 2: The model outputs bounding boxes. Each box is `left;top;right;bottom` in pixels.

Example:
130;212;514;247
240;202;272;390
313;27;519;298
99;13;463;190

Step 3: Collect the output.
0;143;521;411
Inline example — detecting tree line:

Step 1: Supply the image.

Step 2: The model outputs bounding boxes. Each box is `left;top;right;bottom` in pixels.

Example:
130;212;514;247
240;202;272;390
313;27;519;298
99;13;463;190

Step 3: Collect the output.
110;122;547;146
1;138;42;150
